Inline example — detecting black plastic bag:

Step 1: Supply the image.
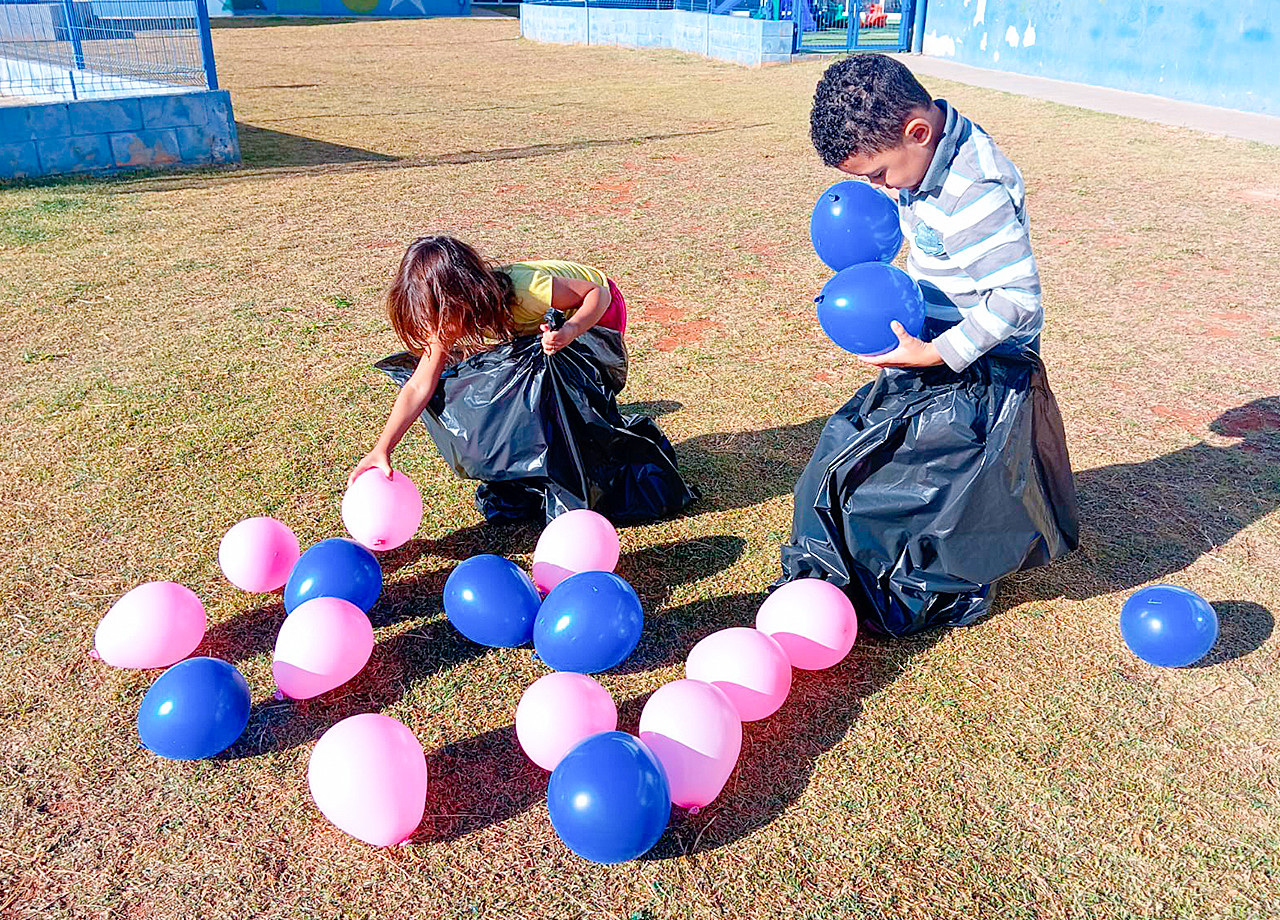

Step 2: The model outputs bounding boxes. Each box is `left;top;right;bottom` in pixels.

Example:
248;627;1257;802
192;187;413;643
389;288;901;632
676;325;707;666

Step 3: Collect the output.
375;324;699;525
778;348;1079;637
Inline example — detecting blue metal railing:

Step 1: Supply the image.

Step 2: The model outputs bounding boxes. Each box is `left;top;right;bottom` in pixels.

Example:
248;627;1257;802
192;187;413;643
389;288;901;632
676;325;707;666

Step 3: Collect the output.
0;0;216;101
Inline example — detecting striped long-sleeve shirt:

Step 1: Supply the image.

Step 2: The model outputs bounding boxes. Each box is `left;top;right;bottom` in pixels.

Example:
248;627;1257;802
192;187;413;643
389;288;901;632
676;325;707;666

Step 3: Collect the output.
898;100;1043;372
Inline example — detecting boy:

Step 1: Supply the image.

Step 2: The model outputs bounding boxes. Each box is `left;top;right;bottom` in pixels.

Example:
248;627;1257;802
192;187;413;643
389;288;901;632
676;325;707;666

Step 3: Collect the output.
779;54;1078;636
809;53;1043;372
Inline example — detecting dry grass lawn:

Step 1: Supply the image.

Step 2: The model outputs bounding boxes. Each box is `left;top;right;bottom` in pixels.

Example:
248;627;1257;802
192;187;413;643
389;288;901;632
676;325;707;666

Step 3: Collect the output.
2;15;1280;920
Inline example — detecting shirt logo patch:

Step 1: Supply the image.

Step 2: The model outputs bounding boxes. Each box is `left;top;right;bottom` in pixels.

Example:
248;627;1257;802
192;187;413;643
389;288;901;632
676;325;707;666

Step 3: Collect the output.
914;222;945;257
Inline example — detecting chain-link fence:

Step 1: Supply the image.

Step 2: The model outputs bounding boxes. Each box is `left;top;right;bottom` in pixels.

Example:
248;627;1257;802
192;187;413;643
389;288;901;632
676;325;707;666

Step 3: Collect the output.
1;0;217;103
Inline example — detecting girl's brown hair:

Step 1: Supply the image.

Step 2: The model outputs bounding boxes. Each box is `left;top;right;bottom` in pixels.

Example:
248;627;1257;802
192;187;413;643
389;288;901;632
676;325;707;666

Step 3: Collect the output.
386;236;517;357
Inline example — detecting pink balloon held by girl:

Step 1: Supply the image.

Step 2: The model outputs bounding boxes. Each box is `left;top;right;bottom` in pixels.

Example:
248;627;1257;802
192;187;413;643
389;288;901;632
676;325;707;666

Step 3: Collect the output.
351;236;698;525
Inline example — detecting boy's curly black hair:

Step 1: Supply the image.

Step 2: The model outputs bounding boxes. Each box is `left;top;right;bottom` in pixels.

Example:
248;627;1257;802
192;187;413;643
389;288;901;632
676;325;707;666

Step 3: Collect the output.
810;54;933;167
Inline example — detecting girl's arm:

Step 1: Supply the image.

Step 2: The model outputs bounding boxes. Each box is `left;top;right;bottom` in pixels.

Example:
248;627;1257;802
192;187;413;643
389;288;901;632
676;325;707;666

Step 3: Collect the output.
348;339;451;484
540;276;609;354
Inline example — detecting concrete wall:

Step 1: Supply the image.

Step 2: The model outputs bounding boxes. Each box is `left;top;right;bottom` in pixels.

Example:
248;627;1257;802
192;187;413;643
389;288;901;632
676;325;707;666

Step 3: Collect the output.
920;0;1280;117
0;89;240;179
520;4;794;67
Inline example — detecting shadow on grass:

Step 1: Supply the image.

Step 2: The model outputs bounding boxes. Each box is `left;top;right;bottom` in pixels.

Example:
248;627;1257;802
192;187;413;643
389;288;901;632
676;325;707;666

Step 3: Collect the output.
647;630;942;857
619;399;683;420
1195;602;1274;667
236;124;400;169
673;416;829;515
112;124;772;190
219;535;747;760
1006;397;1280;663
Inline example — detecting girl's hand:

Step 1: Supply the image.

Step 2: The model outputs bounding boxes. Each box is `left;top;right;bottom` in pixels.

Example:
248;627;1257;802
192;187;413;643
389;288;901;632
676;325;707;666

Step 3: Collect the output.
540;324;576;355
858;321;945;368
349;449;393;486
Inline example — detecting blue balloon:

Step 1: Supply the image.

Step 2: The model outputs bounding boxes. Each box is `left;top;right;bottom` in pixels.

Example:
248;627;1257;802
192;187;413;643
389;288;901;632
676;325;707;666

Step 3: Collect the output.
443;554;542;647
1120;585;1219;667
810;180;903;271
137;657;251;760
533;571;644;673
547;731;671;863
284;538;382;614
815;262;926;356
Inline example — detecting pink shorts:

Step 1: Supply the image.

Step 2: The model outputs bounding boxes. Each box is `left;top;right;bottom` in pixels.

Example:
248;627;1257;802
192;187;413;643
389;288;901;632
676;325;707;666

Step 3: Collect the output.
599;279;628;334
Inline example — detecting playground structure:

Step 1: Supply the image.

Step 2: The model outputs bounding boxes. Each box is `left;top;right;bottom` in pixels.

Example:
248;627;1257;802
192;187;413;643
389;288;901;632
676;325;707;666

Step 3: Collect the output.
0;0;239;178
518;0;917;66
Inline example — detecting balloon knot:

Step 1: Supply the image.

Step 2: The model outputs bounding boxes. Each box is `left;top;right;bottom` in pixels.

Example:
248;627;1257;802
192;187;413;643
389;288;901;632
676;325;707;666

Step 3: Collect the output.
88;649;101;660
689;806;701;816
272;690;285;701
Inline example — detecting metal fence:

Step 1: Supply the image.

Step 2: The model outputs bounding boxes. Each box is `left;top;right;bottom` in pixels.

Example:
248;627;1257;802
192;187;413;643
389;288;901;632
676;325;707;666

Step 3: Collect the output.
518;0;915;51
0;0;217;103
794;0;913;52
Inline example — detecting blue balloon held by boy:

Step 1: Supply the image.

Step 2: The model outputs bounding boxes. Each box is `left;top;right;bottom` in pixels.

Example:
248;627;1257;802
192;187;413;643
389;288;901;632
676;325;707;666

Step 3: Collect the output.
533;571;644;673
810;179;903;271
137;657;251;760
284;538;383;615
1120;585;1219;668
547;731;671;864
443;554;542;648
815;262;926;357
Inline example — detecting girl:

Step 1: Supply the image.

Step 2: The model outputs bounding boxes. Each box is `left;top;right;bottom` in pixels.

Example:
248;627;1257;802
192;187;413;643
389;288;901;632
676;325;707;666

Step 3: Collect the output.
350;236;697;524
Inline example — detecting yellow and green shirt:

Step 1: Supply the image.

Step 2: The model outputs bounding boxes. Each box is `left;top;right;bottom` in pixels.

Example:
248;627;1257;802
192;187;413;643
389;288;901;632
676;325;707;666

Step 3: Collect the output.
500;260;612;334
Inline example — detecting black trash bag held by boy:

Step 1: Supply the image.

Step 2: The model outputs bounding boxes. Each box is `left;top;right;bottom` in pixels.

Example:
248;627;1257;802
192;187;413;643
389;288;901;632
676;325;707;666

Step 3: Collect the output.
376;312;699;526
779;347;1079;637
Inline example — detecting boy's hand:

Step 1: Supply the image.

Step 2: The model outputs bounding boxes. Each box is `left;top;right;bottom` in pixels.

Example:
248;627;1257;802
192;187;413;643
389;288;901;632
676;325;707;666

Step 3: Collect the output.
858;322;945;368
349;449;393;486
540;324;576;355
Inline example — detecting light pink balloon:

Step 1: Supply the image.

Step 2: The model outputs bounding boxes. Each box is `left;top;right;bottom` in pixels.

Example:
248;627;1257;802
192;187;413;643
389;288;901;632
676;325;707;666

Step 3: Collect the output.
515;672;618;771
273;597;374;699
531;508;620;594
755;579;858;670
639;679;742;810
308;713;427;847
218;517;300;593
93;581;206;669
342;469;423;552
685;627;792;722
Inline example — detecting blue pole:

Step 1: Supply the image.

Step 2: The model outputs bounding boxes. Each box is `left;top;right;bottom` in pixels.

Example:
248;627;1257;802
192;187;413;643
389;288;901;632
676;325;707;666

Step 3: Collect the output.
194;0;219;90
910;0;927;53
61;0;86;70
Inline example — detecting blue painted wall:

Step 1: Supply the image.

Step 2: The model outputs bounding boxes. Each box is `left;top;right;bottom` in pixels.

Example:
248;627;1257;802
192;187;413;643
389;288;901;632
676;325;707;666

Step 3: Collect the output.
920;0;1280;117
207;0;467;17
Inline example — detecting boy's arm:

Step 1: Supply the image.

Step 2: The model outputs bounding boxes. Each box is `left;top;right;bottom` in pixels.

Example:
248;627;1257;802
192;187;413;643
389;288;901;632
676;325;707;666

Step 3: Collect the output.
929;180;1043;372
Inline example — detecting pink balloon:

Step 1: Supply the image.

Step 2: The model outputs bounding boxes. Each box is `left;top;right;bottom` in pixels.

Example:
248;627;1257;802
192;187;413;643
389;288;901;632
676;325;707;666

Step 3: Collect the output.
273;597;374;699
308;713;427;847
342;470;423;552
685;627;792;722
218;517;300;593
531;508;620;594
755;579;858;670
639;679;741;810
93;582;206;669
515;672;618;771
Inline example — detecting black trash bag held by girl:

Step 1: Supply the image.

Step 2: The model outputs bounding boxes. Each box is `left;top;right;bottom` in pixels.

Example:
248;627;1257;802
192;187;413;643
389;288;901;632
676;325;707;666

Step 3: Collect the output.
778;348;1079;637
375;320;699;525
